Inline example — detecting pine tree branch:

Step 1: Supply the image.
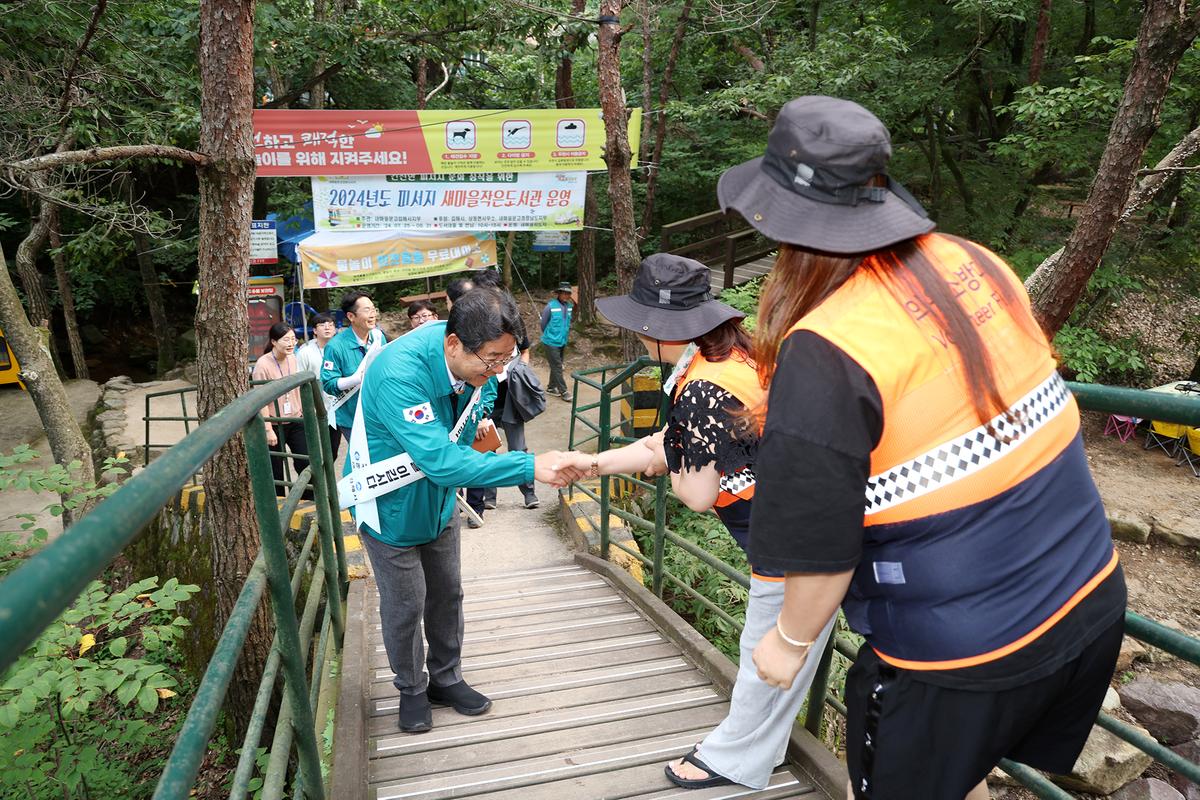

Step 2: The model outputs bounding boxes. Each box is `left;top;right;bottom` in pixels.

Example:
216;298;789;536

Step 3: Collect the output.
4;145;209;173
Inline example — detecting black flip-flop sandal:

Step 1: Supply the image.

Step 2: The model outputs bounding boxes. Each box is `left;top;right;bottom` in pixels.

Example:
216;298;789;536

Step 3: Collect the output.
664;746;733;789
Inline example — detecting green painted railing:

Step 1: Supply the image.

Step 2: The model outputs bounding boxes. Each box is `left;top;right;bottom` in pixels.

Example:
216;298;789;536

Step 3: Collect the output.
570;363;1200;798
0;373;348;800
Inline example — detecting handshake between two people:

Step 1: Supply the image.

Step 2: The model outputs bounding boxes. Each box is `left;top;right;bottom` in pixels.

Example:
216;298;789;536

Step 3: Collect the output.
532;431;669;488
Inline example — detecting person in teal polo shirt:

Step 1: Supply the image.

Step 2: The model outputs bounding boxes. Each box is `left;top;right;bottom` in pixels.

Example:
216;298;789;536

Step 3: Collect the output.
320;290;387;441
539;282;574;400
350;288;580;733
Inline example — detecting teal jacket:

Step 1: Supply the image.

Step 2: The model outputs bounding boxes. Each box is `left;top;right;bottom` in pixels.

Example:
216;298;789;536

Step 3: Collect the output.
351;321;534;547
320;326;387;429
540;299;573;347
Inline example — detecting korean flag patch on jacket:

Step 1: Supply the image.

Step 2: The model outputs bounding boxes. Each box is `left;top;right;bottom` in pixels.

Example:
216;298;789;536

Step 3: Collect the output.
403;402;436;424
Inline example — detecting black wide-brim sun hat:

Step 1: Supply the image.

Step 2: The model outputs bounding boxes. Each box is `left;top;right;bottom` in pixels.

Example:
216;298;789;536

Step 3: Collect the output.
595;253;745;342
718;96;936;253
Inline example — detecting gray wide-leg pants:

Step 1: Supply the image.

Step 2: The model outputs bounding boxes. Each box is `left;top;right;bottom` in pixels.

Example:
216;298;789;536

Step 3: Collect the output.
361;520;465;696
695;577;838;789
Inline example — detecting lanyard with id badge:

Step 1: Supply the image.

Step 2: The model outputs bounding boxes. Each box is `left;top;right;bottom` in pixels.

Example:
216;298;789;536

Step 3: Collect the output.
275;354;296;415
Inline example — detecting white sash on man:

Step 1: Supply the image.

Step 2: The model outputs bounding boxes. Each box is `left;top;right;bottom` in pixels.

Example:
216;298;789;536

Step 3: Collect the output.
337;342;483;533
327;328;385;420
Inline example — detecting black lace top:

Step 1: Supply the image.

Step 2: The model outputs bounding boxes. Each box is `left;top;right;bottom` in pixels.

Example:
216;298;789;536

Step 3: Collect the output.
663;379;758;477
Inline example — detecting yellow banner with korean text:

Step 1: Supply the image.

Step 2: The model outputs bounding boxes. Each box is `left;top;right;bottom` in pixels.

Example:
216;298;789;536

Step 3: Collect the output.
296;230;497;290
254;108;642;176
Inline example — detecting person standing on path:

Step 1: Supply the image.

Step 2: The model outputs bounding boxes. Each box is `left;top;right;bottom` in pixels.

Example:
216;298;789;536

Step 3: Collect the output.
728;97;1124;800
252;323;310;495
570;254;836;791
295;312;341;455
346;288;582;734
467;269;542;515
539;282;573;401
321;291;387;446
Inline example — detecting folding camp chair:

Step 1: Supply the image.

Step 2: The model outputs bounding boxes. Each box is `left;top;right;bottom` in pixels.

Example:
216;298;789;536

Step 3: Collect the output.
1144;419;1188;457
1177;428;1200;478
1103;414;1141;443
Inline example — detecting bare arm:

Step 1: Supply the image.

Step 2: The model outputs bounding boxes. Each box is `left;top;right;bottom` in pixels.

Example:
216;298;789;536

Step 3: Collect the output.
753;570;854;689
667;463;720;512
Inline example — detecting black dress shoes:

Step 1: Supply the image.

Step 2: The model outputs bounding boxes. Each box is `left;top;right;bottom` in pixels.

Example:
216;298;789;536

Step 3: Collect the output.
427;680;492;715
398;691;432;733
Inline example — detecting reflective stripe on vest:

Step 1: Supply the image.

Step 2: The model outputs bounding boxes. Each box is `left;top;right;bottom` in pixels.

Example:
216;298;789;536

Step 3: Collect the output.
675;352;762;507
788;232;1115;669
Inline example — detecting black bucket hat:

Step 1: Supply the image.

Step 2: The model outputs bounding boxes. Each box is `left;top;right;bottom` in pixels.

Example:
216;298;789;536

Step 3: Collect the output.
595;253;744;341
718;96;935;253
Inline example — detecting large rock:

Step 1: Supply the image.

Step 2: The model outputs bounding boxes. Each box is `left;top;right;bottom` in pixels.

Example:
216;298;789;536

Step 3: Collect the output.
1053;723;1155;795
1111;778;1185;800
1111;516;1152;544
1152;519;1200;548
1117;636;1149;672
1167;739;1200;800
1120;679;1200;745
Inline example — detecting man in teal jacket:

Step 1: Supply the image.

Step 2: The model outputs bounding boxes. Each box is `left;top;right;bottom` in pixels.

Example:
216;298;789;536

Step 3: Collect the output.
320;290;386;441
539;282;574;401
349;289;578;733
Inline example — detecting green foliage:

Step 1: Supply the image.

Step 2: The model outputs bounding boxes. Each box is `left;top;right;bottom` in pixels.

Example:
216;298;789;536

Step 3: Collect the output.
1054;324;1148;384
0;447;196;799
0;447;129;579
631;498;749;659
0;576;200;799
719;276;765;331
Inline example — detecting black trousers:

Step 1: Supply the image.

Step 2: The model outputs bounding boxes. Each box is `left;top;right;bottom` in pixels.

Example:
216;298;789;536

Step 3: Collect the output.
270;421;310;494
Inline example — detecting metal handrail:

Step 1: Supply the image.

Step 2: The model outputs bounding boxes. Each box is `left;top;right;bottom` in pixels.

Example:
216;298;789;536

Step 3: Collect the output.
570;361;1200;798
0;372;348;800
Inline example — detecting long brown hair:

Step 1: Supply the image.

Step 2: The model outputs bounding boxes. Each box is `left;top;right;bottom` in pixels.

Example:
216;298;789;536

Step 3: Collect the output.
695;318;754;363
754;234;1036;430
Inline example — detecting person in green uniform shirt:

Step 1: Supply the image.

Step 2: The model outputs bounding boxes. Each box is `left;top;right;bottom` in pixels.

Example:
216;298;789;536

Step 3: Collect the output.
348;288;582;733
539;282;574;401
320;290;387;443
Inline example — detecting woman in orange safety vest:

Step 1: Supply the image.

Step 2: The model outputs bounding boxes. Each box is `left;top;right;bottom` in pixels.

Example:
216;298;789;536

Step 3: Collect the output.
722;97;1125;800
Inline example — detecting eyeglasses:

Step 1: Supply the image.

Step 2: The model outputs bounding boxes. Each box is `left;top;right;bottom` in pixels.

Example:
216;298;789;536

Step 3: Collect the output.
470;348;518;373
411;312;437;323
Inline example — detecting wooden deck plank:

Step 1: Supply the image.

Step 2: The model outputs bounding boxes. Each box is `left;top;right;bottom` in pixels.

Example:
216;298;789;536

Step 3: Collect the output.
370;727;717;796
367;614;657;657
364;609;652;662
366;670;714;736
366;585;621;622
459;563;584;586
372;687;723;758
371;632;669;682
370;656;696;715
369;641;681;699
462;764;811;800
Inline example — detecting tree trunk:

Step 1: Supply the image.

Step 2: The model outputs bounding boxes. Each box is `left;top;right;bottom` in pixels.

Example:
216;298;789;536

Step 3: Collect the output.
1028;0;1053;84
597;2;642;362
0;246;95;523
415;56;428;109
502;230;515;287
638;0;654;165
577;180;598;323
1025;121;1200;297
133;232;176;377
808;0;818;50
1077;0;1096;54
197;0;269;738
639;0;693;238
1029;1;1200;334
47;207;88;380
557;0;595;323
14;198;54;329
311;0;327;110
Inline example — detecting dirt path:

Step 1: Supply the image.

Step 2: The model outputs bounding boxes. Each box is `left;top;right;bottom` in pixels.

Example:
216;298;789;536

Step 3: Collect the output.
0;380;100;540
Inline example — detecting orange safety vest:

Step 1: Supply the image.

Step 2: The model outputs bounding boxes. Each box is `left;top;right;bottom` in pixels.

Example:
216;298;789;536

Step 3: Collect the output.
674;351;763;507
789;232;1117;670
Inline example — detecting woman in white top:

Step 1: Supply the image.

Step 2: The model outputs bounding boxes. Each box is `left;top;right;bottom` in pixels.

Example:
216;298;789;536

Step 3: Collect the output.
294;312;341;455
252;322;310;495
